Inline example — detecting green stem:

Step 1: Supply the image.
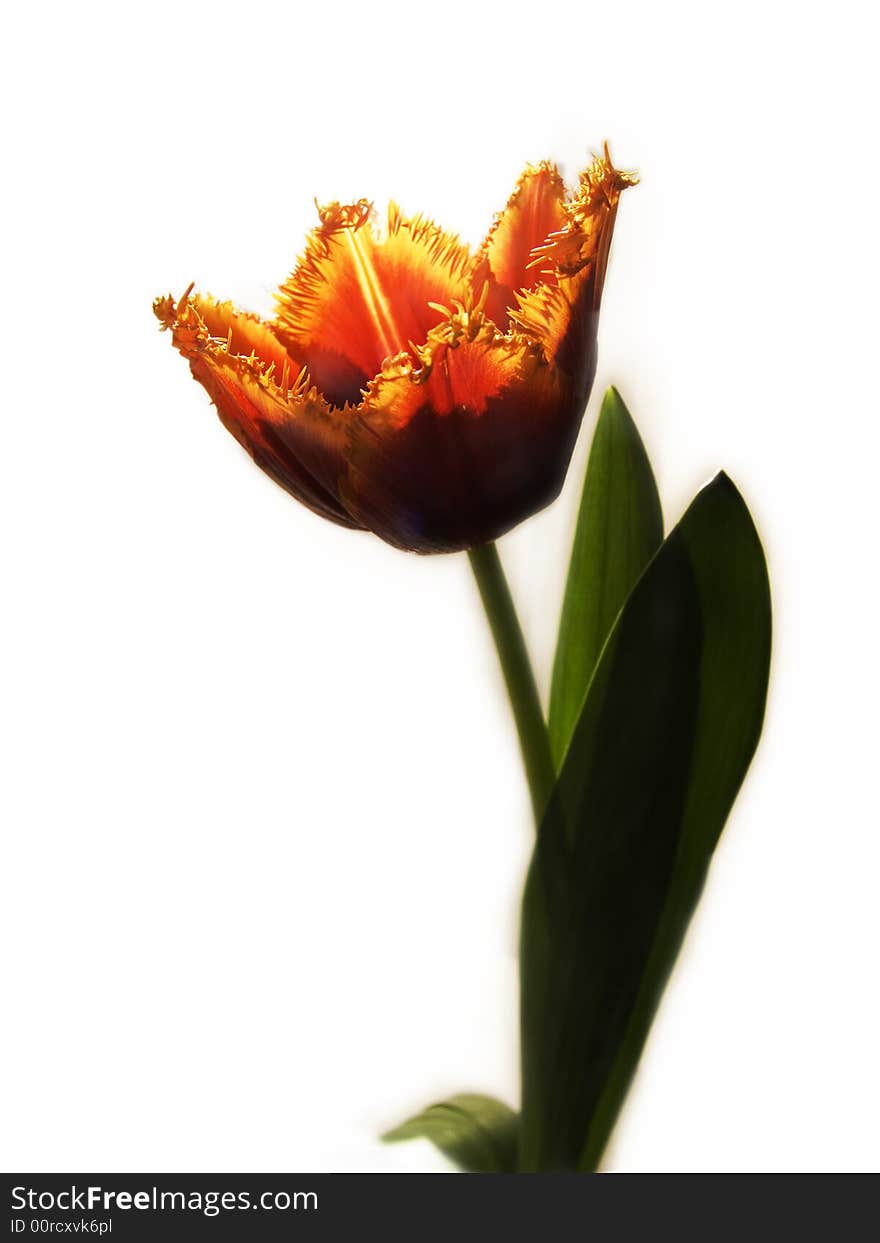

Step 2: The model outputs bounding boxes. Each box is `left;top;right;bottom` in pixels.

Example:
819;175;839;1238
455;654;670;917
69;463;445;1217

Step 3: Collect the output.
468;542;555;826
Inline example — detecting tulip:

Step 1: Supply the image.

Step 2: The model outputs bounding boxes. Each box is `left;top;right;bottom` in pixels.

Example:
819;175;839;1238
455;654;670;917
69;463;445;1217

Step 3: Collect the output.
154;146;634;553
151;148;774;1177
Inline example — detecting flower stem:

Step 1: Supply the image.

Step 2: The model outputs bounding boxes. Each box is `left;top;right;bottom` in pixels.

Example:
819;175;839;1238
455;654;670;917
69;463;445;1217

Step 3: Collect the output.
468;542;555;826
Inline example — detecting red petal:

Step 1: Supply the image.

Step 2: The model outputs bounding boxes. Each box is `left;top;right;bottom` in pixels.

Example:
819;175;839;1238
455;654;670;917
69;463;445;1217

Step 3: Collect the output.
342;311;579;552
154;291;360;528
476;161;567;328
511;147;636;407
273;201;474;406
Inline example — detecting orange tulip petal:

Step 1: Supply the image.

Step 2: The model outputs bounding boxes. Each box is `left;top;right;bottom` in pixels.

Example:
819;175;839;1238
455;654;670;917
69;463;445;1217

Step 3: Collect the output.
155;145;634;553
477;161;567;328
153;290;360;528
511;146;636;404
273;201;474;407
341;309;578;553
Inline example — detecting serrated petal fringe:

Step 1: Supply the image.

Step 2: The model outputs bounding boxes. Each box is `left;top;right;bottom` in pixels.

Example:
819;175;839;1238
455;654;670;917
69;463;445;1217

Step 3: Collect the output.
154;145;633;552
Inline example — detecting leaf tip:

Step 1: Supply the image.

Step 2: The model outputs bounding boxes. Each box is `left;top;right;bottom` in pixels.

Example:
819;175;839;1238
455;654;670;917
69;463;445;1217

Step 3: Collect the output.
601;384;629;418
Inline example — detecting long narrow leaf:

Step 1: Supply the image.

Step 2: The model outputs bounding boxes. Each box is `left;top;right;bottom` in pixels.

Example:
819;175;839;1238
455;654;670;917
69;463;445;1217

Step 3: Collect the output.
519;472;771;1171
548;387;663;766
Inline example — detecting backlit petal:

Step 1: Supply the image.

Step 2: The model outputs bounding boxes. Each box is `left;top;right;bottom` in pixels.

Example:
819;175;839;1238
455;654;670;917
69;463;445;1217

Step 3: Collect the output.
477;161;567;328
342;309;578;553
273;201;474;406
511;146;636;406
154;290;360;527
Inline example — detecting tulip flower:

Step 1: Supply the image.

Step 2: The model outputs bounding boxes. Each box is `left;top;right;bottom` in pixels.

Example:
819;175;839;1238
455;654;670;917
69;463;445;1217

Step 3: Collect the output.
151;146;772;1175
154;147;634;553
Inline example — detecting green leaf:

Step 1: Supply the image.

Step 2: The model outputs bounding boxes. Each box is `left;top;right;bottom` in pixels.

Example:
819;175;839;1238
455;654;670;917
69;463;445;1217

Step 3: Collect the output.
382;1093;519;1172
548;387;663;767
519;472;771;1172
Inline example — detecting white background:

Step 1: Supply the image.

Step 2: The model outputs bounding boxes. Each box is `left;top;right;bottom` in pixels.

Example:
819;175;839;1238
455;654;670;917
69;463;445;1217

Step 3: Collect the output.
2;1;878;1173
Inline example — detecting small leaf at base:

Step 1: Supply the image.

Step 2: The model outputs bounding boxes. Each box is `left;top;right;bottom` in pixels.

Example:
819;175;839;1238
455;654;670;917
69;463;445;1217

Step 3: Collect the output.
382;1093;519;1172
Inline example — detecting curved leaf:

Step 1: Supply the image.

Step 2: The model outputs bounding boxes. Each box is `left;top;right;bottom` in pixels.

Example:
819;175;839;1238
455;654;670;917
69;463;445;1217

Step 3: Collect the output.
382;1093;519;1172
520;472;771;1171
548;387;663;766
